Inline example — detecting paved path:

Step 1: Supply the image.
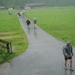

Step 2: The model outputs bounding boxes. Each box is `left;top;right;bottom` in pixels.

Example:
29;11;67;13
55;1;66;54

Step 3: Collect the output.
9;16;75;75
0;63;10;75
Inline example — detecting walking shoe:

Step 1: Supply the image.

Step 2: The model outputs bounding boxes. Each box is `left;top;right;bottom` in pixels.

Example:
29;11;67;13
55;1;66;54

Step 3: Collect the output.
70;68;74;71
64;67;68;70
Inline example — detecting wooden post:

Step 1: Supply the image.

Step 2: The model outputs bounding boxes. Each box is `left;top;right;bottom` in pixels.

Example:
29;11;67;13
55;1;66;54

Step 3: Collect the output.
6;42;10;53
9;41;12;53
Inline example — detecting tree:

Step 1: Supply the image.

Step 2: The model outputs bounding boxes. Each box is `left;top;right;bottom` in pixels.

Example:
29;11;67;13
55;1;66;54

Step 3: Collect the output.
0;0;75;7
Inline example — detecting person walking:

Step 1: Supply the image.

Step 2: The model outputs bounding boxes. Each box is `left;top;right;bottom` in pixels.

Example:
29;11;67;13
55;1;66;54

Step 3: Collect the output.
26;19;31;29
18;12;21;17
62;41;74;71
33;18;38;29
19;11;24;18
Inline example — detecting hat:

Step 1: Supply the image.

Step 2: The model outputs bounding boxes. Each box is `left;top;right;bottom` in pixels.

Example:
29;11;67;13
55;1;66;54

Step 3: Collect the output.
67;41;70;44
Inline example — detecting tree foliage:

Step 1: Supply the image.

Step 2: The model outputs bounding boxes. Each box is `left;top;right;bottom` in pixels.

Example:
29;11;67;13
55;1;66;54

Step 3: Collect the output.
0;0;75;7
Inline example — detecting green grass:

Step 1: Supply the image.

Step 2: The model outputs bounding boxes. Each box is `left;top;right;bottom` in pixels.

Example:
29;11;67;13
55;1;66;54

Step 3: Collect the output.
0;10;28;64
25;7;75;46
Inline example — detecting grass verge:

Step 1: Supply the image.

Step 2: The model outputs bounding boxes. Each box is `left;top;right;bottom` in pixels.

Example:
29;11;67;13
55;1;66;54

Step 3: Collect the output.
0;10;28;64
25;7;75;46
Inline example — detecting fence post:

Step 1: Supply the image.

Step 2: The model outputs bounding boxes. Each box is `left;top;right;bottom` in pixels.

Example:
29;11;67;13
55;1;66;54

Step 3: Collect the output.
6;42;10;53
9;41;12;53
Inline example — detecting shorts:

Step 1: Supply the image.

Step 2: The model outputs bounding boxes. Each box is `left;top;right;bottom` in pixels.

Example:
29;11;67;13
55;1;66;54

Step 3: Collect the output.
27;23;30;25
65;56;72;60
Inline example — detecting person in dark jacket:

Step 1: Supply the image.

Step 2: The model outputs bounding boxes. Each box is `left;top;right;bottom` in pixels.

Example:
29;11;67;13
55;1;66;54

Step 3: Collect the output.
26;19;31;29
62;41;74;71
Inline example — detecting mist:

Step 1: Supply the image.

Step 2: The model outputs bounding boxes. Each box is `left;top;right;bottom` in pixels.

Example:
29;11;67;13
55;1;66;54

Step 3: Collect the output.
0;0;75;7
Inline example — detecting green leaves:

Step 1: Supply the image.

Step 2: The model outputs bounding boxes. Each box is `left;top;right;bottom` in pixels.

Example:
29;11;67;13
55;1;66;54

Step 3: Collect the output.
0;0;75;7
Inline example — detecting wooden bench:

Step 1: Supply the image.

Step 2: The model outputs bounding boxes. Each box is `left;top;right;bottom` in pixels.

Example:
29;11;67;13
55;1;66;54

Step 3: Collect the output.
0;39;12;53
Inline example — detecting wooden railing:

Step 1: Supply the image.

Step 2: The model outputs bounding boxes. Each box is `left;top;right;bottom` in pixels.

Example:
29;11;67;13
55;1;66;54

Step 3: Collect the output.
0;39;12;53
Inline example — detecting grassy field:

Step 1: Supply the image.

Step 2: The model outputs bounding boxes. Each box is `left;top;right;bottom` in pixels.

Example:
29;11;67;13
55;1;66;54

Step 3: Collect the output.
0;10;28;64
25;7;75;46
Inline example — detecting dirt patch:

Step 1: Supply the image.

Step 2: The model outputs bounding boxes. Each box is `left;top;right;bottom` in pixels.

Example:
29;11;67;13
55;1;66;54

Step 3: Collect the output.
0;32;10;34
0;35;20;39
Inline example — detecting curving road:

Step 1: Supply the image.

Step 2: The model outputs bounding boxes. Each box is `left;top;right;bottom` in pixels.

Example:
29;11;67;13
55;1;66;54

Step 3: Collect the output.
9;16;75;75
